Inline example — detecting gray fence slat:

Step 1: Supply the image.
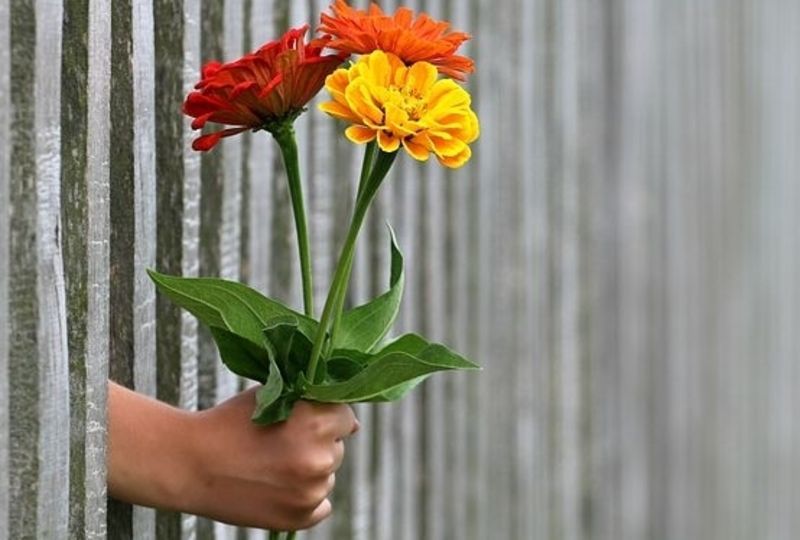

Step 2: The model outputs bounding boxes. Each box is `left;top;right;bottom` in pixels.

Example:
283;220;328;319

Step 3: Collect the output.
0;0;10;536
32;0;71;537
153;0;201;536
7;0;40;535
472;0;502;536
207;4;247;539
83;0;112;537
61;0;111;537
107;0;157;536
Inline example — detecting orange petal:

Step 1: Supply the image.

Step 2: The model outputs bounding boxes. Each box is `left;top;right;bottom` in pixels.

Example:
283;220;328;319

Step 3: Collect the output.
345;125;377;144
319;100;361;123
377;130;401;152
403;137;430;162
438;145;472;168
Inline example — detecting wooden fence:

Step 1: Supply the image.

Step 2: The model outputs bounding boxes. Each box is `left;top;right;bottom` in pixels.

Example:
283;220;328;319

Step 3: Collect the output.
1;0;799;539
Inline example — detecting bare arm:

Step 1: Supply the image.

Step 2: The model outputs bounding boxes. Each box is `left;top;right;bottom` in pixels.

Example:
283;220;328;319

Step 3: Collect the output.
106;381;358;531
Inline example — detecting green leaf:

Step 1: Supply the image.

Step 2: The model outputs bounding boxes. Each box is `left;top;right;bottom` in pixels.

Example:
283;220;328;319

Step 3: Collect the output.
209;327;270;383
251;353;285;423
147;270;318;347
333;225;404;352
302;334;479;403
262;315;313;385
325;350;371;382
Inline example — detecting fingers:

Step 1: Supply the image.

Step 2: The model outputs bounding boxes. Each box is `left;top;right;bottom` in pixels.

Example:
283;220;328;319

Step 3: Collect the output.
326;404;358;441
294;401;358;441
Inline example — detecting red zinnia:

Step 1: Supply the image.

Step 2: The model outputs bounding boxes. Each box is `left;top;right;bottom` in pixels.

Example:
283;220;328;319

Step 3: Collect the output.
184;25;347;151
316;0;474;81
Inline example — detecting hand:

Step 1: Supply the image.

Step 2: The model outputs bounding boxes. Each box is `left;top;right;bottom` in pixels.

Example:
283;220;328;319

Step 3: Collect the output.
188;390;359;530
106;382;359;531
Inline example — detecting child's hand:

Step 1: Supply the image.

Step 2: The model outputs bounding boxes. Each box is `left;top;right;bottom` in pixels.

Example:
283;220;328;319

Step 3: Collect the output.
106;382;358;531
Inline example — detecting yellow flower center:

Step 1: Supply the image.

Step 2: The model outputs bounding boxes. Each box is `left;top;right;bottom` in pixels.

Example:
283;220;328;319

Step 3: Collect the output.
387;86;426;121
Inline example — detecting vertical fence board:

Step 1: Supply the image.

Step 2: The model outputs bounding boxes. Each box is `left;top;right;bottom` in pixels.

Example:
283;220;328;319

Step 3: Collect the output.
61;0;111;536
33;0;70;536
153;0;201;536
0;0;10;537
83;1;112;536
107;0;157;536
7;0;40;535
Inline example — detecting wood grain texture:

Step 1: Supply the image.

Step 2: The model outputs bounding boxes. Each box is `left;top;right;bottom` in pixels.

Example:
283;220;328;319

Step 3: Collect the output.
7;0;41;536
83;1;111;537
0;0;10;537
61;0;111;537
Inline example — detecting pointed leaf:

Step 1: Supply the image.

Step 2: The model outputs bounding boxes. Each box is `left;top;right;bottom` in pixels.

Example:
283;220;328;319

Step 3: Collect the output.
209;327;270;383
147;270;318;347
262;315;313;384
333;226;404;352
251;353;284;423
303;334;479;403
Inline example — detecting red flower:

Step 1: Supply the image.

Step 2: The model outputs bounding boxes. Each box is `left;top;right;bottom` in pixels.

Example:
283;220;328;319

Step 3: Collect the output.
316;0;474;81
184;26;347;151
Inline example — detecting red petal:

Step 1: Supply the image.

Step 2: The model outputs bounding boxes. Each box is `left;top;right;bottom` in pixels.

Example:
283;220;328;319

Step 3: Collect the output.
192;127;248;151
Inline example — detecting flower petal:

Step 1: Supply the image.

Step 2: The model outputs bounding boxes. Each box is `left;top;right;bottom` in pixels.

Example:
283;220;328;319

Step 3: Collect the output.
192;127;248;151
345;125;376;144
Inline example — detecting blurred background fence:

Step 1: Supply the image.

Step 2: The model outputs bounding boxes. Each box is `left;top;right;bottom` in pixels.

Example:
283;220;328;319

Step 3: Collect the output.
1;0;799;539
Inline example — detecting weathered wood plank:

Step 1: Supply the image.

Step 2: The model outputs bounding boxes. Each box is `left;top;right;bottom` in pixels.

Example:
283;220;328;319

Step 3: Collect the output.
153;0;201;536
61;0;111;537
83;2;112;537
0;0;10;537
7;0;41;534
107;0;157;536
33;1;71;536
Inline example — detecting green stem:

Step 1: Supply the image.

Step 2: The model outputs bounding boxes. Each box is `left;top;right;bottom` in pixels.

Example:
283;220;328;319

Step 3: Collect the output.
305;149;398;383
325;141;377;356
286;533;297;540
268;531;282;540
272;124;315;318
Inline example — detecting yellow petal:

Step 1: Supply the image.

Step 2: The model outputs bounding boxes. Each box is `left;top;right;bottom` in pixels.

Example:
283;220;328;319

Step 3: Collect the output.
345;81;384;125
345;125;377;144
438;146;472;169
429;133;467;157
427;80;470;113
403;137;430;162
377;130;401;152
319;101;360;123
325;69;351;100
406;61;438;96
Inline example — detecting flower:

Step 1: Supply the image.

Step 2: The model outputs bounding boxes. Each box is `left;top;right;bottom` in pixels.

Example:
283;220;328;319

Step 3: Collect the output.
320;50;479;169
317;0;474;81
184;26;347;151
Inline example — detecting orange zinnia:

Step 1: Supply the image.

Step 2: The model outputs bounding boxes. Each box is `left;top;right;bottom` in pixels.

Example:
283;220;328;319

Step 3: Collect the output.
184;26;347;151
317;0;474;81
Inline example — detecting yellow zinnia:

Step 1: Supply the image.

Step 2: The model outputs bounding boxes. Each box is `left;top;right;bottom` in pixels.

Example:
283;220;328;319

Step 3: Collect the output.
320;50;480;168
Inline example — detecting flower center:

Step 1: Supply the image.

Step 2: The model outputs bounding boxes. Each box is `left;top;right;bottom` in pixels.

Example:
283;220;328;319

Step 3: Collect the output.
386;86;427;121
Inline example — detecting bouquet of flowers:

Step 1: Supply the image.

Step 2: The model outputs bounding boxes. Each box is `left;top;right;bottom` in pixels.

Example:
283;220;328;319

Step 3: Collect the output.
148;1;480;536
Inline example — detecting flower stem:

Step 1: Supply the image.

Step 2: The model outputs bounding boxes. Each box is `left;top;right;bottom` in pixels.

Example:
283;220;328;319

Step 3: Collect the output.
286;533;296;540
272;123;315;318
268;531;282;540
325;141;377;356
305;149;397;384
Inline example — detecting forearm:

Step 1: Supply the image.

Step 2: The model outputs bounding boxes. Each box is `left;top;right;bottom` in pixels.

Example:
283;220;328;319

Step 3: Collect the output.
106;381;197;511
106;380;355;530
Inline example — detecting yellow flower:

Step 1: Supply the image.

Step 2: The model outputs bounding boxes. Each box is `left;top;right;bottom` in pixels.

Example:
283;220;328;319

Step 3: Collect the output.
320;50;480;168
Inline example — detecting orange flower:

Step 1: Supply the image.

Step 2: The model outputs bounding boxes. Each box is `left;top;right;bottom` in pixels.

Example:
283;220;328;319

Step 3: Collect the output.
316;0;474;81
184;26;347;151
